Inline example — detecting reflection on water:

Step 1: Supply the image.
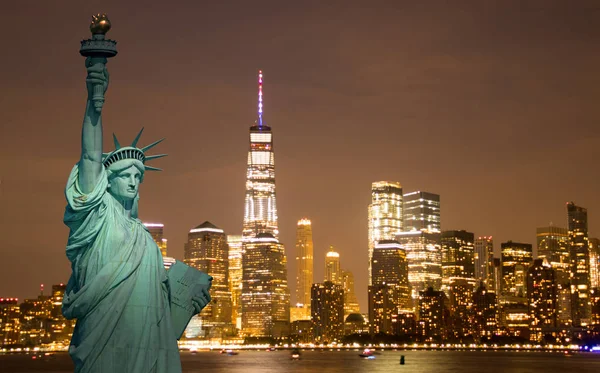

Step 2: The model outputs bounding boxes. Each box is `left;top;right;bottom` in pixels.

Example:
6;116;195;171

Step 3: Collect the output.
2;350;600;373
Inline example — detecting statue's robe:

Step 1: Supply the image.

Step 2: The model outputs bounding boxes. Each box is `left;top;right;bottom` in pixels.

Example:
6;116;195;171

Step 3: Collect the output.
62;165;181;373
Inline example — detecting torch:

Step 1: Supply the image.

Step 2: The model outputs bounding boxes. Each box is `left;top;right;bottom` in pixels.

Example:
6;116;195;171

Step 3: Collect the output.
80;14;117;113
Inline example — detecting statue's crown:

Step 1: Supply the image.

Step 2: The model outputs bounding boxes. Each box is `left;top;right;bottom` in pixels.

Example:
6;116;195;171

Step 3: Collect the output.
102;128;166;171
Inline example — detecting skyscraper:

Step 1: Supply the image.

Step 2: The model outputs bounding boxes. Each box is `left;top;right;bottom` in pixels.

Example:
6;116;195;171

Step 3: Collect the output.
241;233;290;337
311;282;344;342
227;235;244;330
441;230;475;292
474;236;494;287
371;240;411;309
295;218;314;308
403;191;441;233
500;241;533;297
418;287;449;342
242;70;278;240
588;237;600;291
567;202;592;326
396;231;442;299
368;181;403;285
143;222;168;257
527;259;557;342
368;284;398;335
536;226;569;282
184;222;232;337
341;269;361;317
325;246;341;285
473;283;497;341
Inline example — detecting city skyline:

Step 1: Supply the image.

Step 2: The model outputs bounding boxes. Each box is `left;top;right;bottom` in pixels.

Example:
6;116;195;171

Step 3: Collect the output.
2;1;600;316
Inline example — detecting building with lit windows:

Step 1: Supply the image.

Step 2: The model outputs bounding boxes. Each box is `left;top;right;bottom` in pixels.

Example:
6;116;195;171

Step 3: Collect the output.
227;235;244;330
368;284;398;335
474;236;494;287
492;258;502;295
500;241;533;297
448;278;475;339
417;287;448;342
567;202;592;326
0;298;20;346
325;246;341;285
342;270;361;317
441;230;475;293
311;282;344;342
537;226;569;282
368;181;403;285
527;259;557;342
143;222;168;257
499;301;529;340
371;240;411;309
241;233;290;337
396;231;442;299
473;283;497;341
242;71;279;241
402;191;440;233
184;222;233;338
295;218;314;314
589;237;600;291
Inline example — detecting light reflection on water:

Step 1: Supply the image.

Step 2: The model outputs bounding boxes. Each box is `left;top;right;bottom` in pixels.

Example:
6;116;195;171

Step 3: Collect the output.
2;350;600;373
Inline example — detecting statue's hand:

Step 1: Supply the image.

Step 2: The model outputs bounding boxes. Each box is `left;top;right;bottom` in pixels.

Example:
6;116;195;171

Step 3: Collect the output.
85;56;109;100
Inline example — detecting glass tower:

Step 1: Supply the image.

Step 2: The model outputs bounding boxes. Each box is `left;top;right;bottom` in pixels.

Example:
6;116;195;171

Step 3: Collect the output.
536;226;569;282
567;202;592;326
441;230;476;292
500;241;533;297
403;191;441;233
325;246;341;285
295;218;314;308
227;235;244;330
242;70;278;240
368;181;403;285
474;236;494;288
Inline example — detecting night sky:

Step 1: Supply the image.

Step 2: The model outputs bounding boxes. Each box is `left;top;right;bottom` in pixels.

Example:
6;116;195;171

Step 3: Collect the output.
1;1;600;312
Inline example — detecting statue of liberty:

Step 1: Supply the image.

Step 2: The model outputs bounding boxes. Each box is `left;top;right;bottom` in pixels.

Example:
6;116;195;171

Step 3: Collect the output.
62;15;211;373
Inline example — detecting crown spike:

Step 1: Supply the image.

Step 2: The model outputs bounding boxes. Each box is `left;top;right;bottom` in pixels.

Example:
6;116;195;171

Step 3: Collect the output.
113;134;121;149
144;165;163;172
131;127;144;147
258;70;263;127
144;154;168;161
141;138;165;152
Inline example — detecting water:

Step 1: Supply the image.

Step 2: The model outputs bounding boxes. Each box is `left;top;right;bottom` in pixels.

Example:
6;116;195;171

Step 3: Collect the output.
2;350;600;373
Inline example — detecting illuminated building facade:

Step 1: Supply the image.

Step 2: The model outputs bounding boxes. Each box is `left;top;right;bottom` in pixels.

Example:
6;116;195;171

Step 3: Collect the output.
0;298;20;346
371;240;411;309
473;283;497;340
417;287;448;342
492;258;502;295
341;269;361;317
184;222;232;337
344;313;368;335
441;230;475;292
567;202;592;326
295;218;314;309
311;282;344;342
589;237;600;291
499;301;529;339
242;70;279;241
474;236;494;288
537;226;569;282
227;235;244;330
368;181;403;285
500;241;533;297
402;191;441;233
241;233;290;337
325;246;341;285
396;231;442;299
368;284;398;335
143;222;168;257
448;278;475;339
527;259;557;342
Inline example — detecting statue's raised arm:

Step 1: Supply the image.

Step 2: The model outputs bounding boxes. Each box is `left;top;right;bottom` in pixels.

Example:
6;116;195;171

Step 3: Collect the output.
78;58;108;193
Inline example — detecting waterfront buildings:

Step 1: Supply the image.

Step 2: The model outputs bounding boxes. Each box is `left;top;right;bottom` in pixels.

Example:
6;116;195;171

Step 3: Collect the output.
325;246;341;285
396;231;442;298
527;259;558;342
143;222;168;257
589;237;600;291
441;230;475;292
536;226;570;282
474;236;494;288
500;241;533;297
184;222;232;337
371;240;411;309
567;202;592;326
368;181;403;285
227;235;244;330
417;287;448;342
368;284;398;335
295;218;314;311
311;282;344;342
473;283;497;340
341;269;361;317
0;298;20;346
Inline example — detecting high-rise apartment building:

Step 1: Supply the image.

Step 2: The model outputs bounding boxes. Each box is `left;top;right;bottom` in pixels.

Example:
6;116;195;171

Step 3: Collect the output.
371;240;411;309
536;226;569;282
567;202;592;326
325;246;341;285
311;282;344;342
500;241;533;297
474;236;494;287
368;284;398;335
184;222;232;337
227;235;244;330
396;231;442;298
589;237;600;291
143;222;168;257
0;298;20;346
241;233;290;337
295;218;314;308
473;283;497;340
527;259;557;342
403;191;441;233
242;71;279;240
418;287;448;342
368;181;403;285
441;230;475;292
341;270;361;317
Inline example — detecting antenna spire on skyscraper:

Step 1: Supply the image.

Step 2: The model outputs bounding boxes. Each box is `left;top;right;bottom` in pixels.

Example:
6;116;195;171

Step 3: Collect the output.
258;70;263;127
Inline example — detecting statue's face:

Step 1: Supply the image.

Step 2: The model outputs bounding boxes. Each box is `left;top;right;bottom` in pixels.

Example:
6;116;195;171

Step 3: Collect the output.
108;165;141;201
